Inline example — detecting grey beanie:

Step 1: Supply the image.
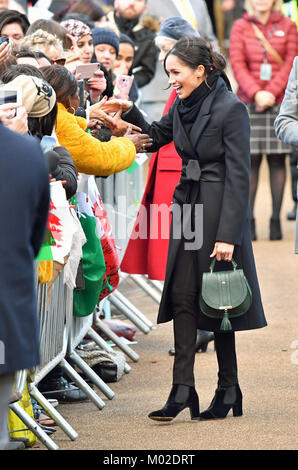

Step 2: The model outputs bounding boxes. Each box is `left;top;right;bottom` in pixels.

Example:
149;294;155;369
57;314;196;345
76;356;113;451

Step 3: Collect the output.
158;17;200;41
92;27;119;56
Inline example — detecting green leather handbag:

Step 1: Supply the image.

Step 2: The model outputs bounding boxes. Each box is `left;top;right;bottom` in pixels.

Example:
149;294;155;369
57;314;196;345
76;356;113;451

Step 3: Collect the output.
199;258;252;331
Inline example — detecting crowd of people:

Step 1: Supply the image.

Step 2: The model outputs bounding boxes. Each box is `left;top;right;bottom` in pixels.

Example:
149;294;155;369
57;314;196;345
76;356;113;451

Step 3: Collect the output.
0;0;298;449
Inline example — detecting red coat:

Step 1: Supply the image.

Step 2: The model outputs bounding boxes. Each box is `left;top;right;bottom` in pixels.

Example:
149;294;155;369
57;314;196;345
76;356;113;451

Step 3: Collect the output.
120;90;182;280
229;11;298;104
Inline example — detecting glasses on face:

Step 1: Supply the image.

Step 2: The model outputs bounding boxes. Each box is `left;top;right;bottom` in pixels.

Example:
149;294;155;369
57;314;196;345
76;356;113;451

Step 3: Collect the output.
51;58;66;66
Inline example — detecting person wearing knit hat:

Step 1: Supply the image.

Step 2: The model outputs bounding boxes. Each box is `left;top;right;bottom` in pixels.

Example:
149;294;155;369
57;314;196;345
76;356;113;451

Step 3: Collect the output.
2;74;56;118
119;33;135;50
155;17;200;62
157;16;200;41
61;20;108;105
61;19;94;71
60;18;92;43
92;26;119;72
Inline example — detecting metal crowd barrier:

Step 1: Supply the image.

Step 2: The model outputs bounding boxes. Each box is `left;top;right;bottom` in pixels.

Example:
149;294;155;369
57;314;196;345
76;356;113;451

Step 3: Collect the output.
9;271;78;450
28;273;79;447
64;312;115;411
9;369;59;451
9;162;161;450
96;165;157;332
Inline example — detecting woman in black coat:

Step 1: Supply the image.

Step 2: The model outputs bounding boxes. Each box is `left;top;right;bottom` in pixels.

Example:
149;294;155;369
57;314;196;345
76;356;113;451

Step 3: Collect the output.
124;37;267;421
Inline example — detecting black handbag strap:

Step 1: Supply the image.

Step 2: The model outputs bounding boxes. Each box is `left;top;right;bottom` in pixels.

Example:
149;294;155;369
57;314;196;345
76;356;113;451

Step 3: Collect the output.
209;257;237;273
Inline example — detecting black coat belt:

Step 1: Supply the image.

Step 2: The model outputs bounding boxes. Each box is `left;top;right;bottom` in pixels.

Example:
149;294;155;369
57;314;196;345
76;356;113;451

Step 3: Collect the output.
173;159;225;205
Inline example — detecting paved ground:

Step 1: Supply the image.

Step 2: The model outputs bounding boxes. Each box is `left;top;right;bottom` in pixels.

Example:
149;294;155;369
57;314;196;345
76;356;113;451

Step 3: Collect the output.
32;155;298;451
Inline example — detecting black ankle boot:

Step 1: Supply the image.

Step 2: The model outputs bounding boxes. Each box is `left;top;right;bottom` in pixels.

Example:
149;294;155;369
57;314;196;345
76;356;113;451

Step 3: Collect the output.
200;384;243;420
270;218;282;240
148;384;200;422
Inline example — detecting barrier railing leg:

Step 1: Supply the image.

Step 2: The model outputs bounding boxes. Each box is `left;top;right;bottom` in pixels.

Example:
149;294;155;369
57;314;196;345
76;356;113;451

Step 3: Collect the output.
94;318;139;362
87;327;131;374
68;351;115;400
109;293;151;334
29;383;78;441
129;274;162;304
146;277;164;294
9;402;59;451
60;359;106;411
112;290;154;330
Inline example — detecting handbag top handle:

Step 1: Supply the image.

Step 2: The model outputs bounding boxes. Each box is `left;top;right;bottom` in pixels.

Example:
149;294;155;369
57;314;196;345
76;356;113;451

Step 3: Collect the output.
209;257;237;273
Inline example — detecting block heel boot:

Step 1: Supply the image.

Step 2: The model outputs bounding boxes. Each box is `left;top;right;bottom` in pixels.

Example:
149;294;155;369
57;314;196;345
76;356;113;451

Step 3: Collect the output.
270;218;282;240
148;384;200;422
200;384;243;420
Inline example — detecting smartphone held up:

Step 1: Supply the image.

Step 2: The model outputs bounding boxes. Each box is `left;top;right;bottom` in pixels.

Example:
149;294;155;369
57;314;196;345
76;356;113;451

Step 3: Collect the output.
75;63;101;79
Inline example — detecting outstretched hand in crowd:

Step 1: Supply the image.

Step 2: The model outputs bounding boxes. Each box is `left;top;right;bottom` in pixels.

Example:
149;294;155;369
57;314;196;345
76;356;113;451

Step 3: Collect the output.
0;104;28;134
90;96;141;136
123;124;152;153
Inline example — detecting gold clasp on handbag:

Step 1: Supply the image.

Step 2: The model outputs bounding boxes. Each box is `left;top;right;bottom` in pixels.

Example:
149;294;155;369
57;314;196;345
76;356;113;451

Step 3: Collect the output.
219;306;232;310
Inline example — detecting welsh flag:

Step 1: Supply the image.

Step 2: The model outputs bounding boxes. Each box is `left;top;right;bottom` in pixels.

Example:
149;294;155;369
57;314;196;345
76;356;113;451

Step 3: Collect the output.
35;181;77;262
73;186;106;317
35;199;61;261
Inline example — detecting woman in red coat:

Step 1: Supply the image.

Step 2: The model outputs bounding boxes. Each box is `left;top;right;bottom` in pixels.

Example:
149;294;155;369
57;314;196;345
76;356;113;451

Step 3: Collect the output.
229;0;297;240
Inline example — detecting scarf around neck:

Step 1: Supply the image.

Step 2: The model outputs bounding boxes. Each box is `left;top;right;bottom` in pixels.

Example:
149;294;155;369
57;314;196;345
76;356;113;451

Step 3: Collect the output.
177;70;220;125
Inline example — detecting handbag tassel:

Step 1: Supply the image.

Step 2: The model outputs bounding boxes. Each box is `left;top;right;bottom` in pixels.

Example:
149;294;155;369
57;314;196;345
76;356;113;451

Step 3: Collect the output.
220;309;232;331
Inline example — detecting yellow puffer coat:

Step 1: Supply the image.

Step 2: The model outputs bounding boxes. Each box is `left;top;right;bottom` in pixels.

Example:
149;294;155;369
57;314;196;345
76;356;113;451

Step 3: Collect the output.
55;103;136;176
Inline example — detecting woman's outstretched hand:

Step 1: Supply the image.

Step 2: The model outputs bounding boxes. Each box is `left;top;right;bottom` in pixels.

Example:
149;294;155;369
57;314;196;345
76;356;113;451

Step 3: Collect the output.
210;242;235;262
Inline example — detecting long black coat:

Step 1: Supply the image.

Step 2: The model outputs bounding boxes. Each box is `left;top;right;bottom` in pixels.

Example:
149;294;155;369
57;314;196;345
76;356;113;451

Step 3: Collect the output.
0;124;50;375
126;77;267;332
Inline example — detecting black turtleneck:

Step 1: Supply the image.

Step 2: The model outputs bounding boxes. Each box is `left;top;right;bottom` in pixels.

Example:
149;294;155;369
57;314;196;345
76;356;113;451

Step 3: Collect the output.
177;70;220;132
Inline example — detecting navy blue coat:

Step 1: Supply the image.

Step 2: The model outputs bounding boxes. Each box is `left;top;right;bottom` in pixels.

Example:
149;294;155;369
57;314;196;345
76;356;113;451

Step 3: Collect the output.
0;123;50;375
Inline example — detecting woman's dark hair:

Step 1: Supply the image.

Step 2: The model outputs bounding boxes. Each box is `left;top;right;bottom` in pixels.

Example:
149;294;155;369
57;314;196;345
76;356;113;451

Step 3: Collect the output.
0;54;17;80
164;36;226;76
0;63;57;139
1;63;44;82
28;106;58;140
26;19;72;50
40;64;78;102
0;9;30;35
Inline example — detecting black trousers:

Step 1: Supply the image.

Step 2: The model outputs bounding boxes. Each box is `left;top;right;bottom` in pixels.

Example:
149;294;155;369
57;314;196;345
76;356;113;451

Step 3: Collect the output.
170;243;238;389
